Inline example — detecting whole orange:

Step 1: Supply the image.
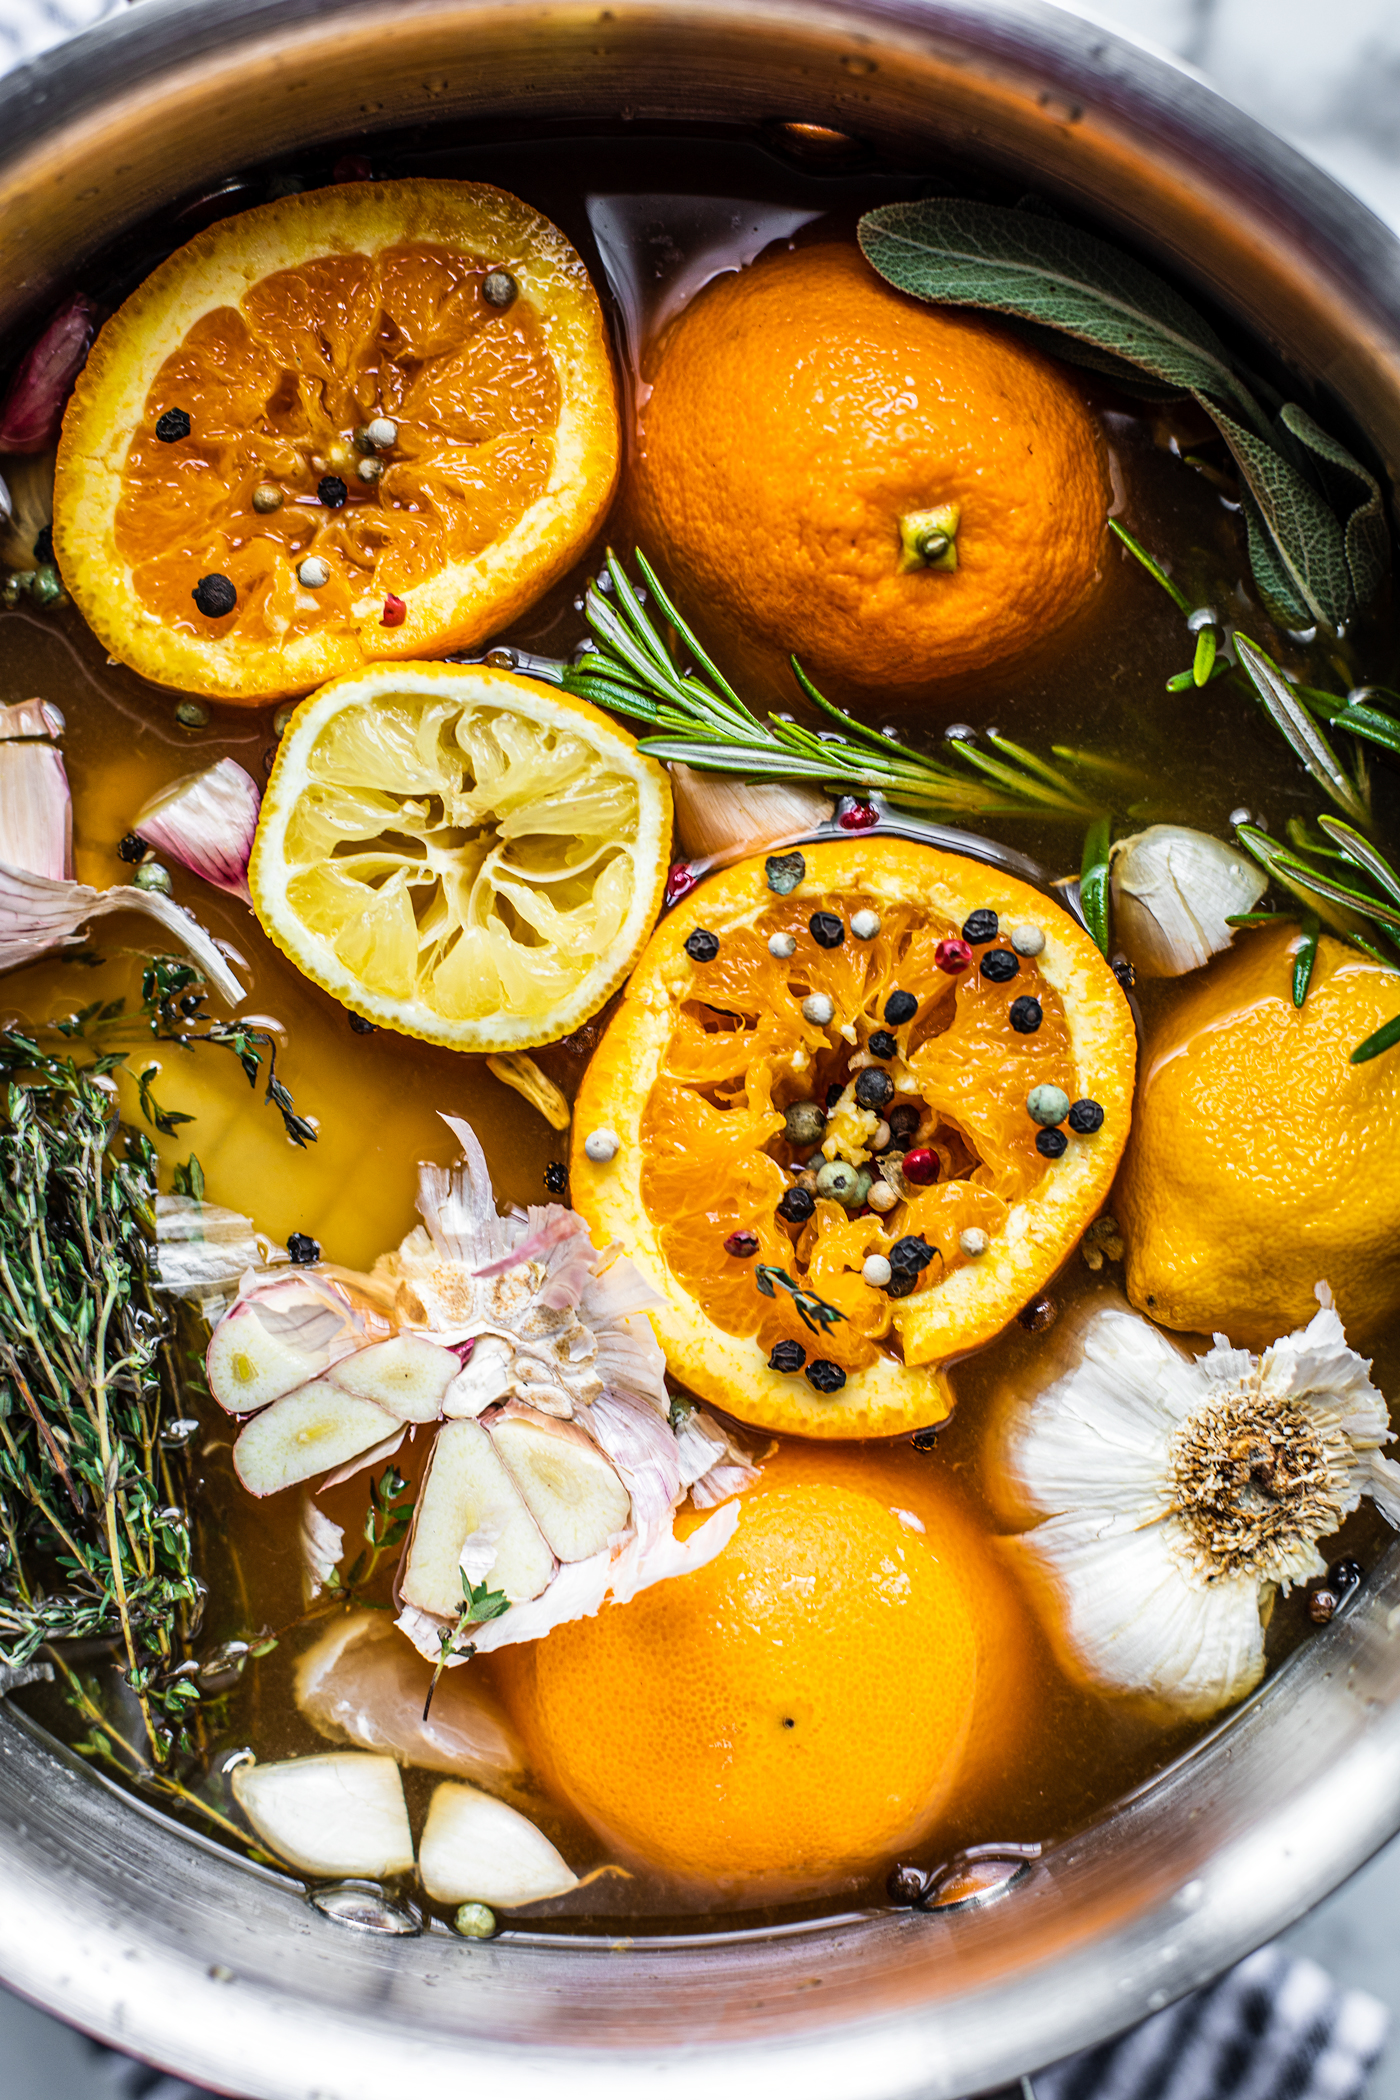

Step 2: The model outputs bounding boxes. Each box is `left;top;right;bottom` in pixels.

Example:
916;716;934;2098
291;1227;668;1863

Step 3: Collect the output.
499;1447;1025;1898
632;243;1108;693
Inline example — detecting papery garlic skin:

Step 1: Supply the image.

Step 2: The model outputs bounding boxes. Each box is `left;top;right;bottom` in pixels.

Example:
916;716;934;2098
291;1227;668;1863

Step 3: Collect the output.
0;740;71;885
669;761;833;860
135;758;260;905
1002;1289;1400;1718
1109;825;1266;977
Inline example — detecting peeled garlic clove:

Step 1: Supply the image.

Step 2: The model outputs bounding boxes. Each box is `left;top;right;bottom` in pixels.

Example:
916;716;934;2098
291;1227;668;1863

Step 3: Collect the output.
135;758;261;905
231;1752;414;1877
668;762;833;860
418;1780;578;1906
296;1609;526;1783
1109;825;1266;978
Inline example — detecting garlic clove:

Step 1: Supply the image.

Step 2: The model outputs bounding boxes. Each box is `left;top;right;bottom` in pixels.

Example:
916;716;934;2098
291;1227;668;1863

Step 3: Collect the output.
400;1416;556;1614
0;740;70;882
327;1333;461;1421
231;1752;415;1878
487;1403;633;1562
296;1609;526;1783
0;697;64;741
232;1382;402;1497
1109;825;1266;978
134;757;261;905
669;762;833;861
418;1780;578;1906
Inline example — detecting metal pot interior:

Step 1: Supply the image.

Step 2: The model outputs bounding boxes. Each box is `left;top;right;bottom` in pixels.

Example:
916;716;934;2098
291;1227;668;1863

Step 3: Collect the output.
2;4;1400;2095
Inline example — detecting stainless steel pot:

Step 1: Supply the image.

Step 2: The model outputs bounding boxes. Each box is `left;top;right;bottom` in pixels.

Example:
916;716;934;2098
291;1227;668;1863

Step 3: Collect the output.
4;5;1400;2095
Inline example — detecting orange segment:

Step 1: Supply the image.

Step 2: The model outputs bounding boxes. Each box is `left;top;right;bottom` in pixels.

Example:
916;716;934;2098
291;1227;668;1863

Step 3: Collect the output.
54;181;618;703
571;838;1135;1437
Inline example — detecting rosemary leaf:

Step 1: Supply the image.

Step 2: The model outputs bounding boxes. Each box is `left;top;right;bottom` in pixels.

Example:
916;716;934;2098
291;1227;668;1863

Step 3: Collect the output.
1234;637;1371;828
1293;912;1320;1008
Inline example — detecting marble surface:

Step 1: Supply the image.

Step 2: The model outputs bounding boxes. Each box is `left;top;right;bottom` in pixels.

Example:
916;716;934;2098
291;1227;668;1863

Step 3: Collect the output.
3;0;1400;2095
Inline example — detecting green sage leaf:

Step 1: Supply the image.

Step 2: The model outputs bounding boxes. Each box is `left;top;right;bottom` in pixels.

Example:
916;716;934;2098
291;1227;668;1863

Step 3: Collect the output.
1210;403;1354;629
1278;402;1390;604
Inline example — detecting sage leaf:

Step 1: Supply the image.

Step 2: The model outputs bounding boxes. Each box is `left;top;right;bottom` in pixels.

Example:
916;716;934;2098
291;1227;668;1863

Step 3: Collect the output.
1240;493;1314;628
1210;403;1354;630
1277;402;1390;604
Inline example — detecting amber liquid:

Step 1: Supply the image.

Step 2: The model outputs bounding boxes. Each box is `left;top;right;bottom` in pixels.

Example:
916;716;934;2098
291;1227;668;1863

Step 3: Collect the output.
4;123;1397;1939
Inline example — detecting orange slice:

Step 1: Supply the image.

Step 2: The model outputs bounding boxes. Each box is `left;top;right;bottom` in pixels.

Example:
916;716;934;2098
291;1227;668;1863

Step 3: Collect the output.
571;839;1135;1437
249;662;671;1051
53;180;619;703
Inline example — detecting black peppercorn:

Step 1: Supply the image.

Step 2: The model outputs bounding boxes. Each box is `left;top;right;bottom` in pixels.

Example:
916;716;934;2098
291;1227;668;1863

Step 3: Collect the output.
853;1067;894;1111
884;1270;917;1299
1113;959;1137;992
684;928;720;963
910;1426;941;1452
544;1161;568;1195
1036;1128;1068;1160
482;268;519;308
32;526;53;566
287;1232;320;1265
769;1338;807;1373
1067;1098;1105;1134
889;1235;935;1274
318;474;349;509
868;1029;898;1061
809;911;845;949
191;573;236;617
980;948;1019;983
826;1082;846;1110
961;909;999;944
117;832;146;863
348;1013;377;1034
887;1863;930;1907
156;408;191;442
1331;1558;1364;1591
1019;1294;1058;1334
806;1358;847;1394
884;989;918;1025
1308;1588;1339;1625
777;1186;816;1224
887;1104;920;1144
1009;996;1042;1034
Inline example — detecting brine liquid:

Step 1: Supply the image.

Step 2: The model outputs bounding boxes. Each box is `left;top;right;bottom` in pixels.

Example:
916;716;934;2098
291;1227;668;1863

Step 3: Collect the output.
3;124;1396;1939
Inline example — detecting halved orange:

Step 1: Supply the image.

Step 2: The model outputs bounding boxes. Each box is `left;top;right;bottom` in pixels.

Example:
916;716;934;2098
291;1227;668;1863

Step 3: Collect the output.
54;180;619;703
571;839;1135;1438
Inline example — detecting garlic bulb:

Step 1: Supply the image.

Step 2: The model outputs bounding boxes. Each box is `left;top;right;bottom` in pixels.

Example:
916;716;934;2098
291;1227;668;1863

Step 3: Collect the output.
669;761;833;860
135;758;260;904
1001;1286;1400;1718
1109;824;1266;977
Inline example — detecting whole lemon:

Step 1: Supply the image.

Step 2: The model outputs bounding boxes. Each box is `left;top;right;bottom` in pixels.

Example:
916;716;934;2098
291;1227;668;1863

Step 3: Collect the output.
1118;924;1400;1348
496;1445;1031;1900
632;243;1109;695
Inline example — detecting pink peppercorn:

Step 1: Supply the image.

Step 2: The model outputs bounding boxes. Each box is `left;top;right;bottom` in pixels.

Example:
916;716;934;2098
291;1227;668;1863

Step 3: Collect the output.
333;154;374;182
381;592;407;627
724;1229;760;1258
837;797;880;832
934;938;973;975
902;1148;940;1185
665;860;699;906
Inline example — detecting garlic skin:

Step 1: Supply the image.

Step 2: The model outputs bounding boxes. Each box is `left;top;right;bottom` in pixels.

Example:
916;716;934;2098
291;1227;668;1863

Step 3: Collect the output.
0;697;64;741
669;762;833;860
1109;824;1266;978
1001;1286;1400;1718
0;741;70;885
135;758;260;905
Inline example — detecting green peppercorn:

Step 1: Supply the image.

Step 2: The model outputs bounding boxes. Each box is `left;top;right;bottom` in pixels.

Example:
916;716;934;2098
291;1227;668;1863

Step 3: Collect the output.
784;1100;827;1148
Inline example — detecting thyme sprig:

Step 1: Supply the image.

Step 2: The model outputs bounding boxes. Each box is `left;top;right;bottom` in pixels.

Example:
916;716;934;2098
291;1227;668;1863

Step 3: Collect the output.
322;1465;414;1607
754;1265;846;1336
555;549;1107;821
424;1573;510;1720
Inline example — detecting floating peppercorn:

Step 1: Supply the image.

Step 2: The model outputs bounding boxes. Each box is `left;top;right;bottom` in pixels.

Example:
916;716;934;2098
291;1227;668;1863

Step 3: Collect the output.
802;992;834;1025
684;928;720;963
809;911;844;949
1027;1084;1070;1128
1036;1128;1068;1160
962;909;998;943
287;1232;321;1265
850;909;881;940
583;1128;620;1163
884;989;919;1025
297;556;330;589
867;1180;898;1214
381;592;407;627
1308;1587;1339;1625
132;861;171;895
980;949;1019;984
176;698;210;729
768;931;797;959
886;1863;930;1907
806;1359;847;1394
854;1067;894;1111
766;851;806;895
544;1161;568;1195
1113;959;1137;992
862;1254;892;1288
934;938;973;975
117;832;145;863
1009;995;1042;1034
1331;1559;1365;1591
959;1227;989;1257
884;1271;917;1299
889;1235;934;1274
1019;1294;1058;1333
156;408;191;442
251;481;284;513
1067;1098;1105;1134
815;1159;861;1205
777;1186;816;1224
482;268;519;308
333;152;374;182
1010;922;1045;957
32;526;53;565
910;1427;941;1452
837;798;879;831
868;1030;898;1061
784;1100;826;1148
887;1104;920;1144
665;861;698;906
317;474;348;509
769;1338;807;1373
724;1229;760;1258
348;1013;377;1034
824;1082;845;1111
191;573;236;617
901;1147;939;1185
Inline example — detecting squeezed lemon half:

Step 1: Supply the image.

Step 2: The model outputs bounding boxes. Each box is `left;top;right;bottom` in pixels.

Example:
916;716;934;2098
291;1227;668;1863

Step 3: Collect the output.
250;662;672;1051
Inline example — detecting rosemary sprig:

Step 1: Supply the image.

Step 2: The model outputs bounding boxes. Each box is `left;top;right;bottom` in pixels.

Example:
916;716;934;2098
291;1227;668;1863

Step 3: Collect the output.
555;549;1107;821
754;1265;846;1336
